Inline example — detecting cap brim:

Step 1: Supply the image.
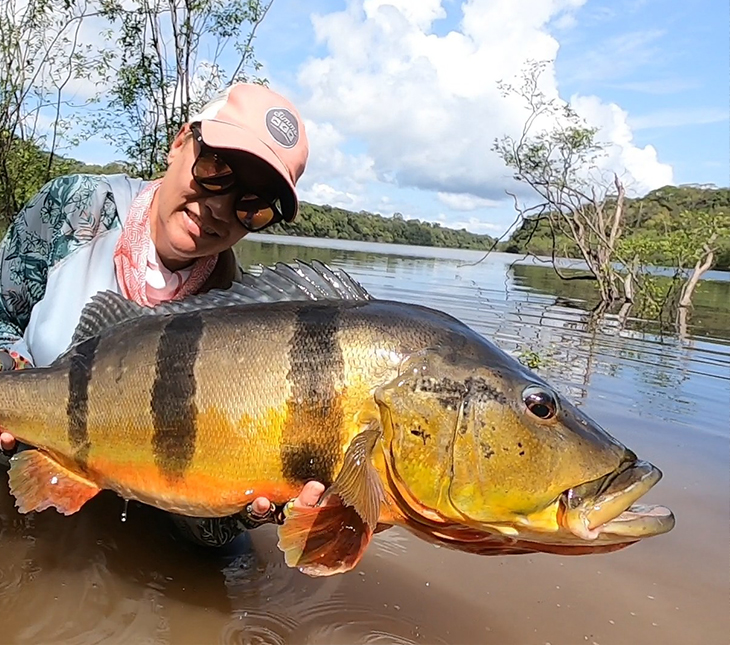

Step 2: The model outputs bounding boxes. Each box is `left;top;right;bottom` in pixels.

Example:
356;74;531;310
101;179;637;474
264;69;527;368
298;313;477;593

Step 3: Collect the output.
199;120;299;221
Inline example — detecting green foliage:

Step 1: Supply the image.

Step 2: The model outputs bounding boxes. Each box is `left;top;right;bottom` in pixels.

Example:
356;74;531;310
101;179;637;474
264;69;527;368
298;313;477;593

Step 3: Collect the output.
267;202;496;250
618;209;729;319
0;0;95;227
502;187;730;270
516;347;544;370
0;138;81;224
88;0;273;178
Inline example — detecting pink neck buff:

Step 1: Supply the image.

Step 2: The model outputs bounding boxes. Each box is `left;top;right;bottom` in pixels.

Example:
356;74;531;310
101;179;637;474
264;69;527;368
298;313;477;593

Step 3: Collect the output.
113;179;217;306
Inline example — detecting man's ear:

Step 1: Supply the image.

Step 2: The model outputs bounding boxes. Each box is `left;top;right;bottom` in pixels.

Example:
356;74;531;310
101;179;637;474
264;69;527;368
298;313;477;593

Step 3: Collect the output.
167;123;192;165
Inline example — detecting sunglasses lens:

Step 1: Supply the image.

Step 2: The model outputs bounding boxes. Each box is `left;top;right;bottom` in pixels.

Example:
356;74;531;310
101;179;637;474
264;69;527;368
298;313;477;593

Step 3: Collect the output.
237;197;284;231
193;130;236;193
191;124;286;231
193;145;235;192
239;207;275;231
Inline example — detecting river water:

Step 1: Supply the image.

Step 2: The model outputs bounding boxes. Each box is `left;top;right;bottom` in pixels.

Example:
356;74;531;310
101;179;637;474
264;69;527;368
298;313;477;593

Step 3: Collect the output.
1;236;727;644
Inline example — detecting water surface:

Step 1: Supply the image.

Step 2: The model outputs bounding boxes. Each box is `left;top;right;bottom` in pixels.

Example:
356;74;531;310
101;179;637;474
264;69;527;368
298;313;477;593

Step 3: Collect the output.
1;236;727;644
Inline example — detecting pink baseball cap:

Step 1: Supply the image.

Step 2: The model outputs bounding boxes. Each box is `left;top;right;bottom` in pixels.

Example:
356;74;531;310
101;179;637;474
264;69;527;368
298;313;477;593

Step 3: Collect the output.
189;83;309;221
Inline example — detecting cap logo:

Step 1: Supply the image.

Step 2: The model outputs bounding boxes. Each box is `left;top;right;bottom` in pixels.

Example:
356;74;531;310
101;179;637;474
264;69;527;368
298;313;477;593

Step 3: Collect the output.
266;108;299;149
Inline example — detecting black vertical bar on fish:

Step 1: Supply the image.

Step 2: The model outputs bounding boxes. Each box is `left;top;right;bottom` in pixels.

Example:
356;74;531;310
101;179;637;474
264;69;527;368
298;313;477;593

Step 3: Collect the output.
66;336;100;467
151;313;204;480
282;304;345;485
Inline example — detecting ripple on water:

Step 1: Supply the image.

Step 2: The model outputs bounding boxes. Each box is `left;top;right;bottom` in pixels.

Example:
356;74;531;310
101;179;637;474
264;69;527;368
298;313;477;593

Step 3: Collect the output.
1;242;727;645
286;600;443;645
219;610;298;645
221;532;342;611
370;527;411;559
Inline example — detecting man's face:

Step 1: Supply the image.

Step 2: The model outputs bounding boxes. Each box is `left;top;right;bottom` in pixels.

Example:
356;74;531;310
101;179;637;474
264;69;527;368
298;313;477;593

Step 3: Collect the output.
152;124;283;270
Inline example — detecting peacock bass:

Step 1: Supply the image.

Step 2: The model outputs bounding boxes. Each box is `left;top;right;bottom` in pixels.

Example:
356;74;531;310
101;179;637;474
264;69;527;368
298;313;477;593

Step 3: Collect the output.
0;261;674;576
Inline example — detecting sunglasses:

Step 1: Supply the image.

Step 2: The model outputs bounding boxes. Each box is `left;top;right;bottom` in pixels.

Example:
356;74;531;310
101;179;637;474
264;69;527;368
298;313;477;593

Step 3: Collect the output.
190;123;285;232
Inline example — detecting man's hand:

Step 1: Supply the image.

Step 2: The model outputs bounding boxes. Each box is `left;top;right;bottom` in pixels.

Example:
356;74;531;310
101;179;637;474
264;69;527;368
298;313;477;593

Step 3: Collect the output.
242;480;326;528
249;480;325;516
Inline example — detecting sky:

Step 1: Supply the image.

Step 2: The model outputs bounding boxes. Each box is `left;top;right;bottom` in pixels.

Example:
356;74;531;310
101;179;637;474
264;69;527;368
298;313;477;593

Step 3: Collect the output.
69;0;729;239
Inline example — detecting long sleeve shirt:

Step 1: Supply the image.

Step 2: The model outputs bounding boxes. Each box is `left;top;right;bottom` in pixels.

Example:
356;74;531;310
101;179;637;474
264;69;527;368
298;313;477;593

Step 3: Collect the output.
0;174;122;354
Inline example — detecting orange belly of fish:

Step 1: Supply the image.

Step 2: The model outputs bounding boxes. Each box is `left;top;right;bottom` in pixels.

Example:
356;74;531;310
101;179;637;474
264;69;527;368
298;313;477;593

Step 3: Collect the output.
85;457;299;517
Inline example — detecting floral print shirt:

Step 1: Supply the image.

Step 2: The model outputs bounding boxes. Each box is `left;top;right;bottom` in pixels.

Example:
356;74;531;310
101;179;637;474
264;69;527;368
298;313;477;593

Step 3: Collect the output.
0;174;121;351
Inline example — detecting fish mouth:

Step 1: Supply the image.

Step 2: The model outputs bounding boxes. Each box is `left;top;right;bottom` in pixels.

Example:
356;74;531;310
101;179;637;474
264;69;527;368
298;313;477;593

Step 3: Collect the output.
559;459;675;541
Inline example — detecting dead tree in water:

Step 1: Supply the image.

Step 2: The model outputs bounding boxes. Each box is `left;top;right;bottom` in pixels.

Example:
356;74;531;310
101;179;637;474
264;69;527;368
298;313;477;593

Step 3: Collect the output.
493;61;634;313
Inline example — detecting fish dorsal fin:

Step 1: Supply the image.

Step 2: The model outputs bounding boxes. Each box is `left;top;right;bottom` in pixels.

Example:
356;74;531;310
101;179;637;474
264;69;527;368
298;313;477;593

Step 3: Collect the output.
71;291;152;346
71;260;373;346
236;260;372;302
151;259;372;314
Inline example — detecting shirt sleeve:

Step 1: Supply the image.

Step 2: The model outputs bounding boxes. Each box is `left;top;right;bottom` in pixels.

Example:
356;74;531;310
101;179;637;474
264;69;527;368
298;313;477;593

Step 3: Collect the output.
0;174;119;359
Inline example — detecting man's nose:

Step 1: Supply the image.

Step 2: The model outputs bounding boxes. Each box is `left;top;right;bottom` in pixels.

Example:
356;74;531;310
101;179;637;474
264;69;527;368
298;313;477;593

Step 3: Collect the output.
203;193;237;221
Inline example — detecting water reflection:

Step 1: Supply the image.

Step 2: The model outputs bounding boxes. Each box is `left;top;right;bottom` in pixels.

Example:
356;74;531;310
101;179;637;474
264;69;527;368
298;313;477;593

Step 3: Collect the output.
510;263;730;341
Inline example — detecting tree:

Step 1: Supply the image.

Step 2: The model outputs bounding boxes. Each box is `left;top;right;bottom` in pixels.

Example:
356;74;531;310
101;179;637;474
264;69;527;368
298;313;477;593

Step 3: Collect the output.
90;0;274;178
493;61;631;310
500;185;730;271
268;202;496;250
0;0;96;227
493;61;726;330
618;210;730;333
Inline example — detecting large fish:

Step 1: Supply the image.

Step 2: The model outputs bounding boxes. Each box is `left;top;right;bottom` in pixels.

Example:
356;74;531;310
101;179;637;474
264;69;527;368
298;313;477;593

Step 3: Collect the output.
0;261;674;576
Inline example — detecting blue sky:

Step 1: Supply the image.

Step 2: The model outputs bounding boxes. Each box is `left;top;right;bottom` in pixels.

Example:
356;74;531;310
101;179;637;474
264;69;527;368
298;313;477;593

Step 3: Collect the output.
553;0;728;187
72;0;729;237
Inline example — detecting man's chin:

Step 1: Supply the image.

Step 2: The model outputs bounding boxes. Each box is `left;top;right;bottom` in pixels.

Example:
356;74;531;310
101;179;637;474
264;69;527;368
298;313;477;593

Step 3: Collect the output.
157;237;203;271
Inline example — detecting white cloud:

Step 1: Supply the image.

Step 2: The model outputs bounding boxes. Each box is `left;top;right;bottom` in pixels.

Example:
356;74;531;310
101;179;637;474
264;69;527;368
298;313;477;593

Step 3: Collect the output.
570;94;673;195
552;13;578;30
297;120;377;192
419;212;503;235
363;0;446;30
437;192;501;211
296;0;673;220
454;217;503;234
299;182;360;209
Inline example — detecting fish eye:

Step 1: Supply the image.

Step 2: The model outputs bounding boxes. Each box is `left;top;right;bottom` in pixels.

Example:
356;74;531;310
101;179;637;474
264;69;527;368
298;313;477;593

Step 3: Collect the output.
523;385;558;420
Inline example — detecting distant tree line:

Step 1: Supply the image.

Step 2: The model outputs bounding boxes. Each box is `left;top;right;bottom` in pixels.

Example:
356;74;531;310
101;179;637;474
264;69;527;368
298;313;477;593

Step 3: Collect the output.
267;202;496;250
0;141;498;251
6;140;728;271
501;185;730;271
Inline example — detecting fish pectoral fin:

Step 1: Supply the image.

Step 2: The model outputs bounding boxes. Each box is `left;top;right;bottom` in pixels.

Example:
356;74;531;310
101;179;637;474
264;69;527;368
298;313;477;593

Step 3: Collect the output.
329;419;385;529
8;450;101;515
277;419;385;576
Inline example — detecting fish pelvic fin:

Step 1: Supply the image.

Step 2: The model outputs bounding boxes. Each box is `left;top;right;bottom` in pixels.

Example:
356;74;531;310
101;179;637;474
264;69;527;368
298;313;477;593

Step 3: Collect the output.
8;450;100;515
277;419;384;576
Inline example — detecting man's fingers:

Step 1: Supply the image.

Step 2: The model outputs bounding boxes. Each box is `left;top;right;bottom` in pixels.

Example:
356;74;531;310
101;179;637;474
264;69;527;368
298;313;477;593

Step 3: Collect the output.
248;481;327;521
250;496;271;516
294;481;325;510
0;432;15;452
